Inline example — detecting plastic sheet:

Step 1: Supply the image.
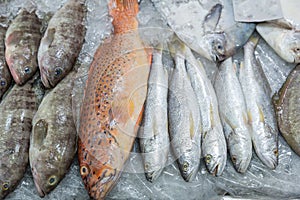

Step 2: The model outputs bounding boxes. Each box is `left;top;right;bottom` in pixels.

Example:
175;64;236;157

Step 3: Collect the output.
2;0;300;199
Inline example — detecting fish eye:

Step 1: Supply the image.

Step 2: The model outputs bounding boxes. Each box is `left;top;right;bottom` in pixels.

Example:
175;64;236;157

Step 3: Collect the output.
80;165;90;176
54;67;63;76
48;175;57;186
182;162;189;172
0;79;6;87
24;66;31;74
205;154;212;164
231;156;237;164
273;149;278;156
2;182;9;191
293;47;300;54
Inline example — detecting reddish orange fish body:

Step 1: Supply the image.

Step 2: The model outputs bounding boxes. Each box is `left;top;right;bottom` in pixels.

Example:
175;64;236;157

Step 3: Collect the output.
78;0;150;199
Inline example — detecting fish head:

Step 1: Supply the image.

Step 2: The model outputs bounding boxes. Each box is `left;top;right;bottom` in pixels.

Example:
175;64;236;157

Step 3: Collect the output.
30;152;63;197
177;155;199;182
5;52;37;85
78;139;120;199
0;165;18;199
39;50;71;88
228;128;252;173
205;33;227;62
280;32;300;63
0;74;11;98
145;168;164;183
204;152;226;176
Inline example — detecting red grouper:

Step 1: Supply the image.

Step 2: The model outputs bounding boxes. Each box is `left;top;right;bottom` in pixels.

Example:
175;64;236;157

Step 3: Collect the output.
78;0;150;199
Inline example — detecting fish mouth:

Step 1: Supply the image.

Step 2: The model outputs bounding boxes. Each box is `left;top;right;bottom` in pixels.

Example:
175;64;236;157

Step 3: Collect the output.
32;170;46;197
235;158;251;173
145;168;164;182
40;71;53;88
258;153;278;169
8;65;22;85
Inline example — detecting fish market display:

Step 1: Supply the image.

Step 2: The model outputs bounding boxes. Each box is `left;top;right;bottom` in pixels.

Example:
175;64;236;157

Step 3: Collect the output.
78;0;150;199
0;20;11;100
5;9;41;85
256;23;300;63
273;65;300;156
0;73;44;199
214;57;252;173
38;0;86;88
139;45;169;182
29;72;77;197
151;0;255;61
184;47;227;176
239;36;278;169
167;37;201;182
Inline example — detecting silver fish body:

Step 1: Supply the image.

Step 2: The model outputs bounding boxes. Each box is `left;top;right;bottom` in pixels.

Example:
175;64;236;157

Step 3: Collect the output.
256;23;300;63
38;0;86;88
214;57;252;173
29;72;77;197
185;48;227;176
168;38;201;182
0;74;44;199
5;9;42;85
139;46;169;182
0;22;11;100
239;36;278;169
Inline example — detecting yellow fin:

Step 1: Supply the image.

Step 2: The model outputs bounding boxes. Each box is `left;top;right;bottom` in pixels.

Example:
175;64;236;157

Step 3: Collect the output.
257;103;265;123
240;61;244;69
247;111;252;124
190;113;195;139
210;103;215;127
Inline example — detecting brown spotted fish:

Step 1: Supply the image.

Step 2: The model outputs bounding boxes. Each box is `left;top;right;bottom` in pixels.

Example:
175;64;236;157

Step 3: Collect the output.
29;71;77;197
38;0;86;88
78;0;150;199
0;19;11;100
0;73;44;199
5;9;41;85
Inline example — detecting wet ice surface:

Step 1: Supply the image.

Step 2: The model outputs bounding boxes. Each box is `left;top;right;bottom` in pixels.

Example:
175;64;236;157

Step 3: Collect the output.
1;0;300;199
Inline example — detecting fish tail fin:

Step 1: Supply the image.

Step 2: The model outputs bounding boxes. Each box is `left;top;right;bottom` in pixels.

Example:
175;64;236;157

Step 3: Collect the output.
109;0;139;17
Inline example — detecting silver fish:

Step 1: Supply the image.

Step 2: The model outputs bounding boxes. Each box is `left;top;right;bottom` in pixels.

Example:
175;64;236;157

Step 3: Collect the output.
239;36;278;169
168;37;201;182
139;45;169;182
184;47;227;176
29;72;77;197
214;57;252;173
38;0;86;88
256;23;300;63
0;73;44;199
151;0;255;61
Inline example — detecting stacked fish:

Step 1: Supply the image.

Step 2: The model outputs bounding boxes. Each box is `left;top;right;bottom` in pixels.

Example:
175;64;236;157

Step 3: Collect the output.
0;0;86;199
0;0;299;199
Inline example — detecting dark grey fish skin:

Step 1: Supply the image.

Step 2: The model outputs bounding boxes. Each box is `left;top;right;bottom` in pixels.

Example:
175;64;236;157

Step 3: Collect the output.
38;0;86;88
0;21;12;100
5;9;42;85
29;71;77;197
273;65;300;156
0;73;44;199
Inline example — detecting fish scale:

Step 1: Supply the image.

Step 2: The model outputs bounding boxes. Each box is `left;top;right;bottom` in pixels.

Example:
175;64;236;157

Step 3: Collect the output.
0;74;44;199
78;0;150;199
0;22;12;100
5;9;41;86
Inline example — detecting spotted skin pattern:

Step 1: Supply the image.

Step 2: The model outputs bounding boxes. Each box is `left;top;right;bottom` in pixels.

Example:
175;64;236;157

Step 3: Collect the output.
78;0;150;199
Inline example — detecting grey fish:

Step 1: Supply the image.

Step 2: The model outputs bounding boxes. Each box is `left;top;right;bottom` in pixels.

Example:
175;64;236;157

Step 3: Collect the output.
168;37;201;182
151;0;255;61
239;36;278;169
38;0;86;88
5;9;42;85
256;23;300;63
139;45;169;182
29;71;77;197
273;64;300;156
0;21;11;100
184;47;227;176
0;73;44;199
214;57;252;173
